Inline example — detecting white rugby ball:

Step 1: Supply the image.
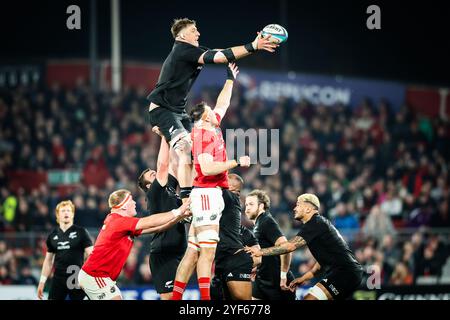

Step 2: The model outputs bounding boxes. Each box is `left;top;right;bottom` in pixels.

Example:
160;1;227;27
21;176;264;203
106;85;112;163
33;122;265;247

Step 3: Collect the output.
261;24;288;44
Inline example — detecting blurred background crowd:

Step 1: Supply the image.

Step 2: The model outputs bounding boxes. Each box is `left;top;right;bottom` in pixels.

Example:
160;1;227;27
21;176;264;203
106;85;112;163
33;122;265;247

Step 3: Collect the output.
1;80;449;288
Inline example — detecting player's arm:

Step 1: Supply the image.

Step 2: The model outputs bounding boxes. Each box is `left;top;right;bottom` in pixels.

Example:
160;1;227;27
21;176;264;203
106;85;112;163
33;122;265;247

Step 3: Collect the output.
275;236;292;279
198;153;250;176
213;63;238;119
135;200;191;231
198;33;278;64
155;135;170;186
246;235;307;257
250;244;262;267
37;252;55;299
84;246;93;258
289;261;321;291
140;217;181;234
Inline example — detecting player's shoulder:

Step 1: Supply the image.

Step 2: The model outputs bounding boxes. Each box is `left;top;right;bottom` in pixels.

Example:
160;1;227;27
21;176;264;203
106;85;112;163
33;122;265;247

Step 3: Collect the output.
47;227;59;238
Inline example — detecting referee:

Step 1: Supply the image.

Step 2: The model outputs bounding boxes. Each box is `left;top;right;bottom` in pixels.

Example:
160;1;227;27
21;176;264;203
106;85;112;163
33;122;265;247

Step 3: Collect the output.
37;200;93;300
138;134;187;300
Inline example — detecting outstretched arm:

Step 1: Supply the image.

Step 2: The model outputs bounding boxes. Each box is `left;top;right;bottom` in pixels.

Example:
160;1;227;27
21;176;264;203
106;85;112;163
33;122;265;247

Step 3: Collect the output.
245;236;307;257
135;201;190;231
198;32;278;64
214;63;239;119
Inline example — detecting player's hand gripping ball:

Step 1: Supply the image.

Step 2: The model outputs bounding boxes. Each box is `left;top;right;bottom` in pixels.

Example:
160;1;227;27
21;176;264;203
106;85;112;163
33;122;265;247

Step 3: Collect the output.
261;24;288;44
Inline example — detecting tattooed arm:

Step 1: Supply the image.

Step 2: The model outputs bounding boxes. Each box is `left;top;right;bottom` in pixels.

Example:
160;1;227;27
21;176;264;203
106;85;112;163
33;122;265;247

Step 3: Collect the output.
246;236;307;257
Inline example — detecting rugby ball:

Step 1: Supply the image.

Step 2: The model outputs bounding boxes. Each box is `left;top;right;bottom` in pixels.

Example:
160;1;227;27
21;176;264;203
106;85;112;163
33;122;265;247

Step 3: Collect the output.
261;24;288;44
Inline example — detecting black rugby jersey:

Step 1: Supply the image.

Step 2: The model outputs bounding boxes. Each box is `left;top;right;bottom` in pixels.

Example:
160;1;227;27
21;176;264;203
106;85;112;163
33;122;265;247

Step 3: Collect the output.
215;189;244;262
296;214;363;272
147;41;208;113
46;225;92;277
253;212;285;283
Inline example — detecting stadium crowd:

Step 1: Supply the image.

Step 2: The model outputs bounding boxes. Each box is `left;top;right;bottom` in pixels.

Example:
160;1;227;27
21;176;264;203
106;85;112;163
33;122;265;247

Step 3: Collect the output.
0;80;449;288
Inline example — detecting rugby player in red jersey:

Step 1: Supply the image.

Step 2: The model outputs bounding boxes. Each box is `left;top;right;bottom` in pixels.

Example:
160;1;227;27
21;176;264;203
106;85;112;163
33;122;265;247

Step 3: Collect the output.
78;189;190;300
171;63;251;300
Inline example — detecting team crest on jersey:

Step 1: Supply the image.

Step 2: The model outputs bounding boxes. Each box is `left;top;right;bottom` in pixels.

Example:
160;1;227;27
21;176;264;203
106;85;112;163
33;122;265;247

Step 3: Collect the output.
210;214;217;221
69;232;77;239
110;286;116;294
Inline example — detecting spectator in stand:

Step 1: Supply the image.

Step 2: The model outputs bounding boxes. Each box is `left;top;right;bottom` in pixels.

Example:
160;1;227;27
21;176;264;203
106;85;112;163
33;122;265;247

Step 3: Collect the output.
362;205;396;243
389;261;414;285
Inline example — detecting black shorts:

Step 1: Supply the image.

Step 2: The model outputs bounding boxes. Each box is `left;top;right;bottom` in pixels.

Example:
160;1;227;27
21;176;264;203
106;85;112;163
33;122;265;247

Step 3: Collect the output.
319;268;364;300
213;251;253;300
215;251;253;283
48;275;86;300
252;272;296;300
149;252;184;294
148;107;192;144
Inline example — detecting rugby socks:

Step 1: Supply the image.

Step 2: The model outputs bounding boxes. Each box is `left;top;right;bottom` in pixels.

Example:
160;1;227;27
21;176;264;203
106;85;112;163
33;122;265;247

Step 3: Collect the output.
198;277;211;300
172;280;187;300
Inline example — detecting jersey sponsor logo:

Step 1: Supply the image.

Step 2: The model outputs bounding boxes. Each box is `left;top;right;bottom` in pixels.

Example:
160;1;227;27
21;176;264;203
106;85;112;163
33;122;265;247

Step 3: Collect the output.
328;284;339;296
165;280;174;289
57;241;71;250
239;273;251;279
195;216;204;223
97;293;106;300
53;235;58;240
69;232;77;239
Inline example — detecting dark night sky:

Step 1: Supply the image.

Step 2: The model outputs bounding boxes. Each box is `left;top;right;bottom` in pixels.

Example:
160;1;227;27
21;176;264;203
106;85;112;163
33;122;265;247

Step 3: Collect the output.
0;0;449;86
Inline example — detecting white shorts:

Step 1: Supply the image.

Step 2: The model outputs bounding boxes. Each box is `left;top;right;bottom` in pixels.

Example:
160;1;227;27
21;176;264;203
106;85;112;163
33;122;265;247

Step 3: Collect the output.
78;269;122;300
190;187;224;228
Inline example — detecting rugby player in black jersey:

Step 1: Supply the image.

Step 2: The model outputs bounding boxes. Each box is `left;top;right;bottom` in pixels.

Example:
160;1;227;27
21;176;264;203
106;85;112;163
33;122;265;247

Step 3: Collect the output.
146;18;278;203
245;193;364;300
138;134;189;300
212;173;261;300
244;190;296;300
37;200;93;300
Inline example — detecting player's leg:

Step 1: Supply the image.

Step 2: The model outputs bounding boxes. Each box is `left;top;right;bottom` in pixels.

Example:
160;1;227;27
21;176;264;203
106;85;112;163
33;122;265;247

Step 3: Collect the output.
251;280;263;300
227;281;252;300
171;225;199;300
190;188;224;300
306;269;364;300
304;282;333;300
195;224;219;300
172;134;194;203
47;276;69;300
148;108;193;202
150;253;184;300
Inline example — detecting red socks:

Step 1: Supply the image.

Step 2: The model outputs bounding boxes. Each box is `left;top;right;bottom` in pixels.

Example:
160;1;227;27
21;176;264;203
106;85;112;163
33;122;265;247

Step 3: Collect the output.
198;277;211;300
171;280;186;300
